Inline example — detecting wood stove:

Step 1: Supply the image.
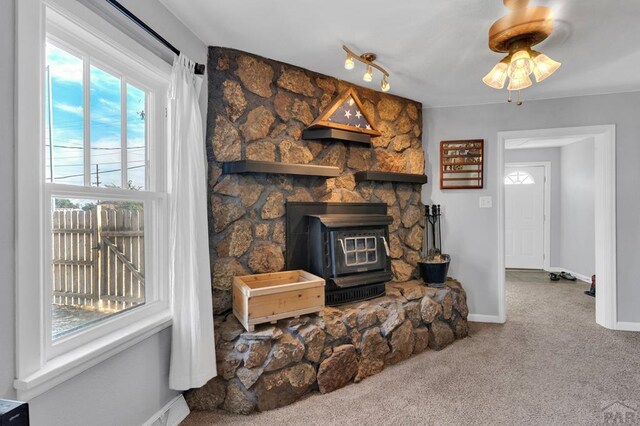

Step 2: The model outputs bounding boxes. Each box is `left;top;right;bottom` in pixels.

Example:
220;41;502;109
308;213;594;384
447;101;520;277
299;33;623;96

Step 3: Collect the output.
286;202;393;305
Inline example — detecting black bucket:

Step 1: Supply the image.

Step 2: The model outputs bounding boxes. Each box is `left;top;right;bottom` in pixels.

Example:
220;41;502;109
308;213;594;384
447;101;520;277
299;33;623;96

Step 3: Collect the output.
418;254;451;288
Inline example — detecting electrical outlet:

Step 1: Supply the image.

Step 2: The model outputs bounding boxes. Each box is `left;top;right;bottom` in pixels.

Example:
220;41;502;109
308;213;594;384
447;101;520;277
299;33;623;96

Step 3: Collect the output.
479;196;493;208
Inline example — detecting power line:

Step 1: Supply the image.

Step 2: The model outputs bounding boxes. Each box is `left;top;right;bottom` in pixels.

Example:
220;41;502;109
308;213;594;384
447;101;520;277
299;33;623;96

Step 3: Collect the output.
49;160;144;167
50;152;145;161
48;152;144;160
43;123;144;131
53;164;145;181
45;144;145;150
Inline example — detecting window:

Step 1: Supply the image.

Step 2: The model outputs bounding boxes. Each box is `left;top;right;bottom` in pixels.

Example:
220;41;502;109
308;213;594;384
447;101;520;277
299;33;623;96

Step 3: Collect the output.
45;38;152;340
504;171;535;185
45;42;147;189
15;1;173;400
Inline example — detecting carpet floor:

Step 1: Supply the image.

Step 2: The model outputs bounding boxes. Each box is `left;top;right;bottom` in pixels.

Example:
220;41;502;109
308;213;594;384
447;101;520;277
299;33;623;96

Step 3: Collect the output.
182;270;640;425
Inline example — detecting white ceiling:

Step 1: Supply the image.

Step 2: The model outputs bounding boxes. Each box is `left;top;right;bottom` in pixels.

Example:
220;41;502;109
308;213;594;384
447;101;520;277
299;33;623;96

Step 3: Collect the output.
159;0;640;108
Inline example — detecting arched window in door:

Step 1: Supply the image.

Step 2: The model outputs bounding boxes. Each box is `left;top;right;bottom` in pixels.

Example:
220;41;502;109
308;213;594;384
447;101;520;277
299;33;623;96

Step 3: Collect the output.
504;170;535;185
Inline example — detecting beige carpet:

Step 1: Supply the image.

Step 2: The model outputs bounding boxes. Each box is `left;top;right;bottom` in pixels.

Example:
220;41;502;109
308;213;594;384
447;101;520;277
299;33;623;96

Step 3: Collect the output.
182;270;640;425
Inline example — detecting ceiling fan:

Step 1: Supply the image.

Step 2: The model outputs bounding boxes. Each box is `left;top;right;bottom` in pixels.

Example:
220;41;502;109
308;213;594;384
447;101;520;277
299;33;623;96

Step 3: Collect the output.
482;0;561;105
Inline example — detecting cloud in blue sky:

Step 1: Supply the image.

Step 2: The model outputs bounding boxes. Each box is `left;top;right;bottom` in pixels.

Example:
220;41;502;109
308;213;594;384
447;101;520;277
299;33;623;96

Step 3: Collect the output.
46;44;82;84
55;102;83;116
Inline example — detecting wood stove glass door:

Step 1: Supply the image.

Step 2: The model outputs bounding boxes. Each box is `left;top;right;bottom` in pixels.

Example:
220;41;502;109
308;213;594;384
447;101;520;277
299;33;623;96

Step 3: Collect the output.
330;228;388;276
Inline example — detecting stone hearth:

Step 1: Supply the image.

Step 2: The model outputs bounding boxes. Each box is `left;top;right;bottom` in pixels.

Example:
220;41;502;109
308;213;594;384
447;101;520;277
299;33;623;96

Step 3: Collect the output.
186;279;469;414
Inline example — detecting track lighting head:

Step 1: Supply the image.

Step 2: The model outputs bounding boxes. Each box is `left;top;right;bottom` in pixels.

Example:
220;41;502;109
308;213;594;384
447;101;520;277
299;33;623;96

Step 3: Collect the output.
381;76;390;92
344;54;355;70
363;65;373;82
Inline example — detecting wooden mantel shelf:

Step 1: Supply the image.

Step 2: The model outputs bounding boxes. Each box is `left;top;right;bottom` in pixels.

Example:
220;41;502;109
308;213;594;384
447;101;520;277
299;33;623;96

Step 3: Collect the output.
355;171;428;184
222;160;340;178
302;128;371;145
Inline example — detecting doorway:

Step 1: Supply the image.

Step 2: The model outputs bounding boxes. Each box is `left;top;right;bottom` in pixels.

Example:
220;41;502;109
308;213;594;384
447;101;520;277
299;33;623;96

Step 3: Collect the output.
504;163;549;270
496;125;617;330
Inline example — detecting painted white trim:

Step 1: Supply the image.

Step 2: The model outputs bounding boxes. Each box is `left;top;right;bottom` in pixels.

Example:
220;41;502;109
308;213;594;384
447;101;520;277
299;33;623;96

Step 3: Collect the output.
615;322;640;332
593;126;617;330
505;136;589;150
47;0;171;77
547;267;591;283
143;395;190;426
15;0;172;400
498;125;617;330
14;313;172;401
467;314;504;323
505;161;552;271
15;0;47;385
496;131;507;324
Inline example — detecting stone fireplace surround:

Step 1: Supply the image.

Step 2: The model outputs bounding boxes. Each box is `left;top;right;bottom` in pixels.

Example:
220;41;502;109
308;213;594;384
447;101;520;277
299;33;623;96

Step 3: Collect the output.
207;46;426;315
194;46;469;414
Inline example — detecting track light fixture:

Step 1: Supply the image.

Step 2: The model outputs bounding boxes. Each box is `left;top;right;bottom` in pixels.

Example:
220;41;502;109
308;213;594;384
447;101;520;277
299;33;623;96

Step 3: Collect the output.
342;45;390;93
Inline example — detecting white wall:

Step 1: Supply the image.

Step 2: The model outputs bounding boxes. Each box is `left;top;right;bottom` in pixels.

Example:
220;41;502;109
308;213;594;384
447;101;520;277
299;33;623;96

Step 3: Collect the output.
504;147;562;266
423;92;640;323
29;329;177;426
1;0;17;401
560;139;595;277
2;1;209;424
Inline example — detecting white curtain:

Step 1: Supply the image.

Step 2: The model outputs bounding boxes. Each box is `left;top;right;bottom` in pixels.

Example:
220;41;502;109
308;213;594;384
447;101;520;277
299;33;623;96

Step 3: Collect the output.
167;54;217;390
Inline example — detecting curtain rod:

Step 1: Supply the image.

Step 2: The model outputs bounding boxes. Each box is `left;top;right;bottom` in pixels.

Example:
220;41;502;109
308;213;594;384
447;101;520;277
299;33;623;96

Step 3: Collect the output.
104;0;205;75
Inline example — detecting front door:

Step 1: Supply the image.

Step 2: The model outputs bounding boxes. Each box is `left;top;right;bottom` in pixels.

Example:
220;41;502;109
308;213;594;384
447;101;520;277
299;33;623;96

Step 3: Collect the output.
505;165;545;269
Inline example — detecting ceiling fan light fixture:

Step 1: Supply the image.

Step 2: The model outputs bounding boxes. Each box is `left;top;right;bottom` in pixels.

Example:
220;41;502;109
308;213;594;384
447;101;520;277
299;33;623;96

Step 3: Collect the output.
508;49;534;79
507;73;533;91
482;59;510;89
531;51;561;82
483;1;560;105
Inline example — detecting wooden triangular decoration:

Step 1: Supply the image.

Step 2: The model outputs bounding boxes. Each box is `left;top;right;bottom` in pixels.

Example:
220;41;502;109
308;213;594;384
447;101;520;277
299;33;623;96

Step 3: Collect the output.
309;88;381;136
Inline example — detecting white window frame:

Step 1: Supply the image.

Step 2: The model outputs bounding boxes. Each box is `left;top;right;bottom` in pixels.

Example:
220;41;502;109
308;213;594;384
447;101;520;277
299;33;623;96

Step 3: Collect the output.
504;170;535;185
15;0;173;400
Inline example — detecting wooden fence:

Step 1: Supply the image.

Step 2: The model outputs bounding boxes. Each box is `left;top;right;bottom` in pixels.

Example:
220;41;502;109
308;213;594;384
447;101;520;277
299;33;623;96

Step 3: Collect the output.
52;205;145;311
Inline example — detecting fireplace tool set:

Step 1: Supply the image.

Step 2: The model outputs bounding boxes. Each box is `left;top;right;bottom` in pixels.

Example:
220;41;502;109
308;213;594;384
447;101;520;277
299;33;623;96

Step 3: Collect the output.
418;204;451;287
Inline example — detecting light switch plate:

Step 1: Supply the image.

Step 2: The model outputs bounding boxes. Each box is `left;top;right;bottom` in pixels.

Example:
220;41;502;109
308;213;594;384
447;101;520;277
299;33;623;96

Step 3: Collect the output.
479;196;492;208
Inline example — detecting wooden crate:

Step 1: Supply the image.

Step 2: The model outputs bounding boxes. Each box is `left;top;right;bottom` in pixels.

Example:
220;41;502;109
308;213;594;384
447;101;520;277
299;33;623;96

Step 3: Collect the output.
233;270;325;332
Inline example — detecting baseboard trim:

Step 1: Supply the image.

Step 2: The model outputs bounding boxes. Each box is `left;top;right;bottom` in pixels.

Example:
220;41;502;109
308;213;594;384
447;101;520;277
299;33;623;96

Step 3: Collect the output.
467;314;504;323
143;394;190;426
615;322;640;332
547;267;592;283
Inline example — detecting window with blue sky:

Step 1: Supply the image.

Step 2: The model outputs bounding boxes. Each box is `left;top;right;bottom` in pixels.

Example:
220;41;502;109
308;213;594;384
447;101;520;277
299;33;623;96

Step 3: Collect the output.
45;41;147;189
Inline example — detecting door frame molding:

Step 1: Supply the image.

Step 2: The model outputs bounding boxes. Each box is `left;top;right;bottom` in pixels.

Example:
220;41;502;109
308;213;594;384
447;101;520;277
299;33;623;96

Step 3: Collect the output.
497;125;616;329
504;162;551;271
